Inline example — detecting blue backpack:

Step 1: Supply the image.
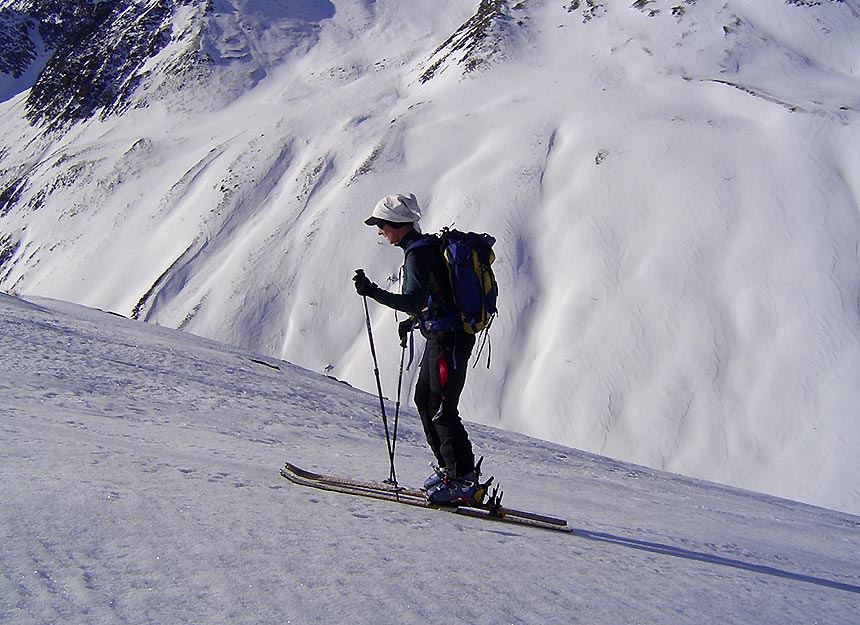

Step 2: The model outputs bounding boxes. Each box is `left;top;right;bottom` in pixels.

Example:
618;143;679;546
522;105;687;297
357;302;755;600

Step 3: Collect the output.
409;228;499;335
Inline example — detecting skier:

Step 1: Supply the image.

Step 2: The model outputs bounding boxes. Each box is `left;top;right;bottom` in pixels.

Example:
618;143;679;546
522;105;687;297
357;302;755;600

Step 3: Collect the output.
353;193;480;505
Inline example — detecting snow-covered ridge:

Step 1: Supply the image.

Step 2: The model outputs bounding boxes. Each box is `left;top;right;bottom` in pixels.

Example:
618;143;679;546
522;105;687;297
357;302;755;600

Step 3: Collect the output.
2;0;860;516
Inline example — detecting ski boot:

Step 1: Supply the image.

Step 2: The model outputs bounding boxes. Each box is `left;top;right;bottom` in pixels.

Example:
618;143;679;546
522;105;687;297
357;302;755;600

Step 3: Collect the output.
427;470;480;505
423;464;447;491
426;458;491;506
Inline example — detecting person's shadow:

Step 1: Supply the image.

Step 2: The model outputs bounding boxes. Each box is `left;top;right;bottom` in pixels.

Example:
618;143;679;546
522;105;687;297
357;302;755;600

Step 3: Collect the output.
571;527;860;594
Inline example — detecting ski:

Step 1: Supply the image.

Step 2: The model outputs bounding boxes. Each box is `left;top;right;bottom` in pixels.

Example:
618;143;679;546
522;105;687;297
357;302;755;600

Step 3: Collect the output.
282;461;571;525
282;461;569;526
280;461;572;533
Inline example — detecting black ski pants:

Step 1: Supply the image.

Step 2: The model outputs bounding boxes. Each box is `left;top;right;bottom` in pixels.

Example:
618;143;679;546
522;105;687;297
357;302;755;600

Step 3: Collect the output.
414;331;476;478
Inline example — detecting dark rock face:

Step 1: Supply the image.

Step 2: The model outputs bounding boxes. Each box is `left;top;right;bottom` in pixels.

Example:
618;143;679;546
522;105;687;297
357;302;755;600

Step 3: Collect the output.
420;0;530;84
1;0;335;130
24;1;180;128
0;8;39;78
0;1;202;129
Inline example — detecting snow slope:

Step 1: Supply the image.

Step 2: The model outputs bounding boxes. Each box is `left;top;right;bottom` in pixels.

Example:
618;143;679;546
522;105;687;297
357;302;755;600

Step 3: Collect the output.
2;0;860;516
1;293;859;624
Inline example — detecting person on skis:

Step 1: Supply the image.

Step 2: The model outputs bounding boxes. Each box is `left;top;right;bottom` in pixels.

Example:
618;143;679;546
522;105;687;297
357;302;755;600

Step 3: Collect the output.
353;193;481;505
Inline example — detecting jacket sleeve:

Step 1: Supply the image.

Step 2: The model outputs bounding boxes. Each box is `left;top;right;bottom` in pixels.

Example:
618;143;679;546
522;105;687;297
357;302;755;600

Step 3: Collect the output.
368;248;430;315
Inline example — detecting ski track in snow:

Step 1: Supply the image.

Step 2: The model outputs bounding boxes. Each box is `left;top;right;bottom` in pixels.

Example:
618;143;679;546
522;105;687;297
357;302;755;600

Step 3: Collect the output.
1;294;859;624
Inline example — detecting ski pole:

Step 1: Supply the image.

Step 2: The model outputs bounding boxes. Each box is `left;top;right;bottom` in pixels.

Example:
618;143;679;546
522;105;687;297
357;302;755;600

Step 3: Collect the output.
391;343;406;462
357;270;398;487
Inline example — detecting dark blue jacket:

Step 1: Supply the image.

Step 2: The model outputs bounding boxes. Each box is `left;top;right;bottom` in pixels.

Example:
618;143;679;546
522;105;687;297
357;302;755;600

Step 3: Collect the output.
369;229;456;332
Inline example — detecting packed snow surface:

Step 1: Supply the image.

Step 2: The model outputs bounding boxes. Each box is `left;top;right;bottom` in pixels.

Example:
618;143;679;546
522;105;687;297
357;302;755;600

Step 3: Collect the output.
1;293;859;624
0;296;860;625
2;0;860;516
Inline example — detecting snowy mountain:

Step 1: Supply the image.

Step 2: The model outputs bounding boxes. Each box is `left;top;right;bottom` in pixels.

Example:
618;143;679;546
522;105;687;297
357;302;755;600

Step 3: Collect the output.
2;292;859;624
2;0;860;517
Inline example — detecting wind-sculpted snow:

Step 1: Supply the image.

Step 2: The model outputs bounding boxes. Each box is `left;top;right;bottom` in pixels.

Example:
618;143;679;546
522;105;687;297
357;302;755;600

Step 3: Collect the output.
1;0;860;519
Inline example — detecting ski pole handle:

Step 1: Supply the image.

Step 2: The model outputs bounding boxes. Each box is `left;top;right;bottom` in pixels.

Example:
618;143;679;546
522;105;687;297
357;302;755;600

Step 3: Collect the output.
353;269;377;297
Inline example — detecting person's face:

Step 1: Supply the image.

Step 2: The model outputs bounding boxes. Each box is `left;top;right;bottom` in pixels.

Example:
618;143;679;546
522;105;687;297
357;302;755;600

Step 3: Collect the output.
378;222;410;245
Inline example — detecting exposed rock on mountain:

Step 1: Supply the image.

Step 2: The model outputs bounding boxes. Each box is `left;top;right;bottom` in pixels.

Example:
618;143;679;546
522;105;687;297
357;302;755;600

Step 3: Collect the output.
26;1;177;128
1;0;334;129
420;0;531;83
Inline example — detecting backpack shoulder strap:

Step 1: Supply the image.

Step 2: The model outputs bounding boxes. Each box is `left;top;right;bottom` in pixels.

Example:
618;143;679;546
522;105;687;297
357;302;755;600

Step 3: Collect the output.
404;233;439;254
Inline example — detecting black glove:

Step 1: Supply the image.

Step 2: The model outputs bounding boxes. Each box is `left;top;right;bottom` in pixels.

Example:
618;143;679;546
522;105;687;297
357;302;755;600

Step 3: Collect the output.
398;318;416;347
353;269;377;296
